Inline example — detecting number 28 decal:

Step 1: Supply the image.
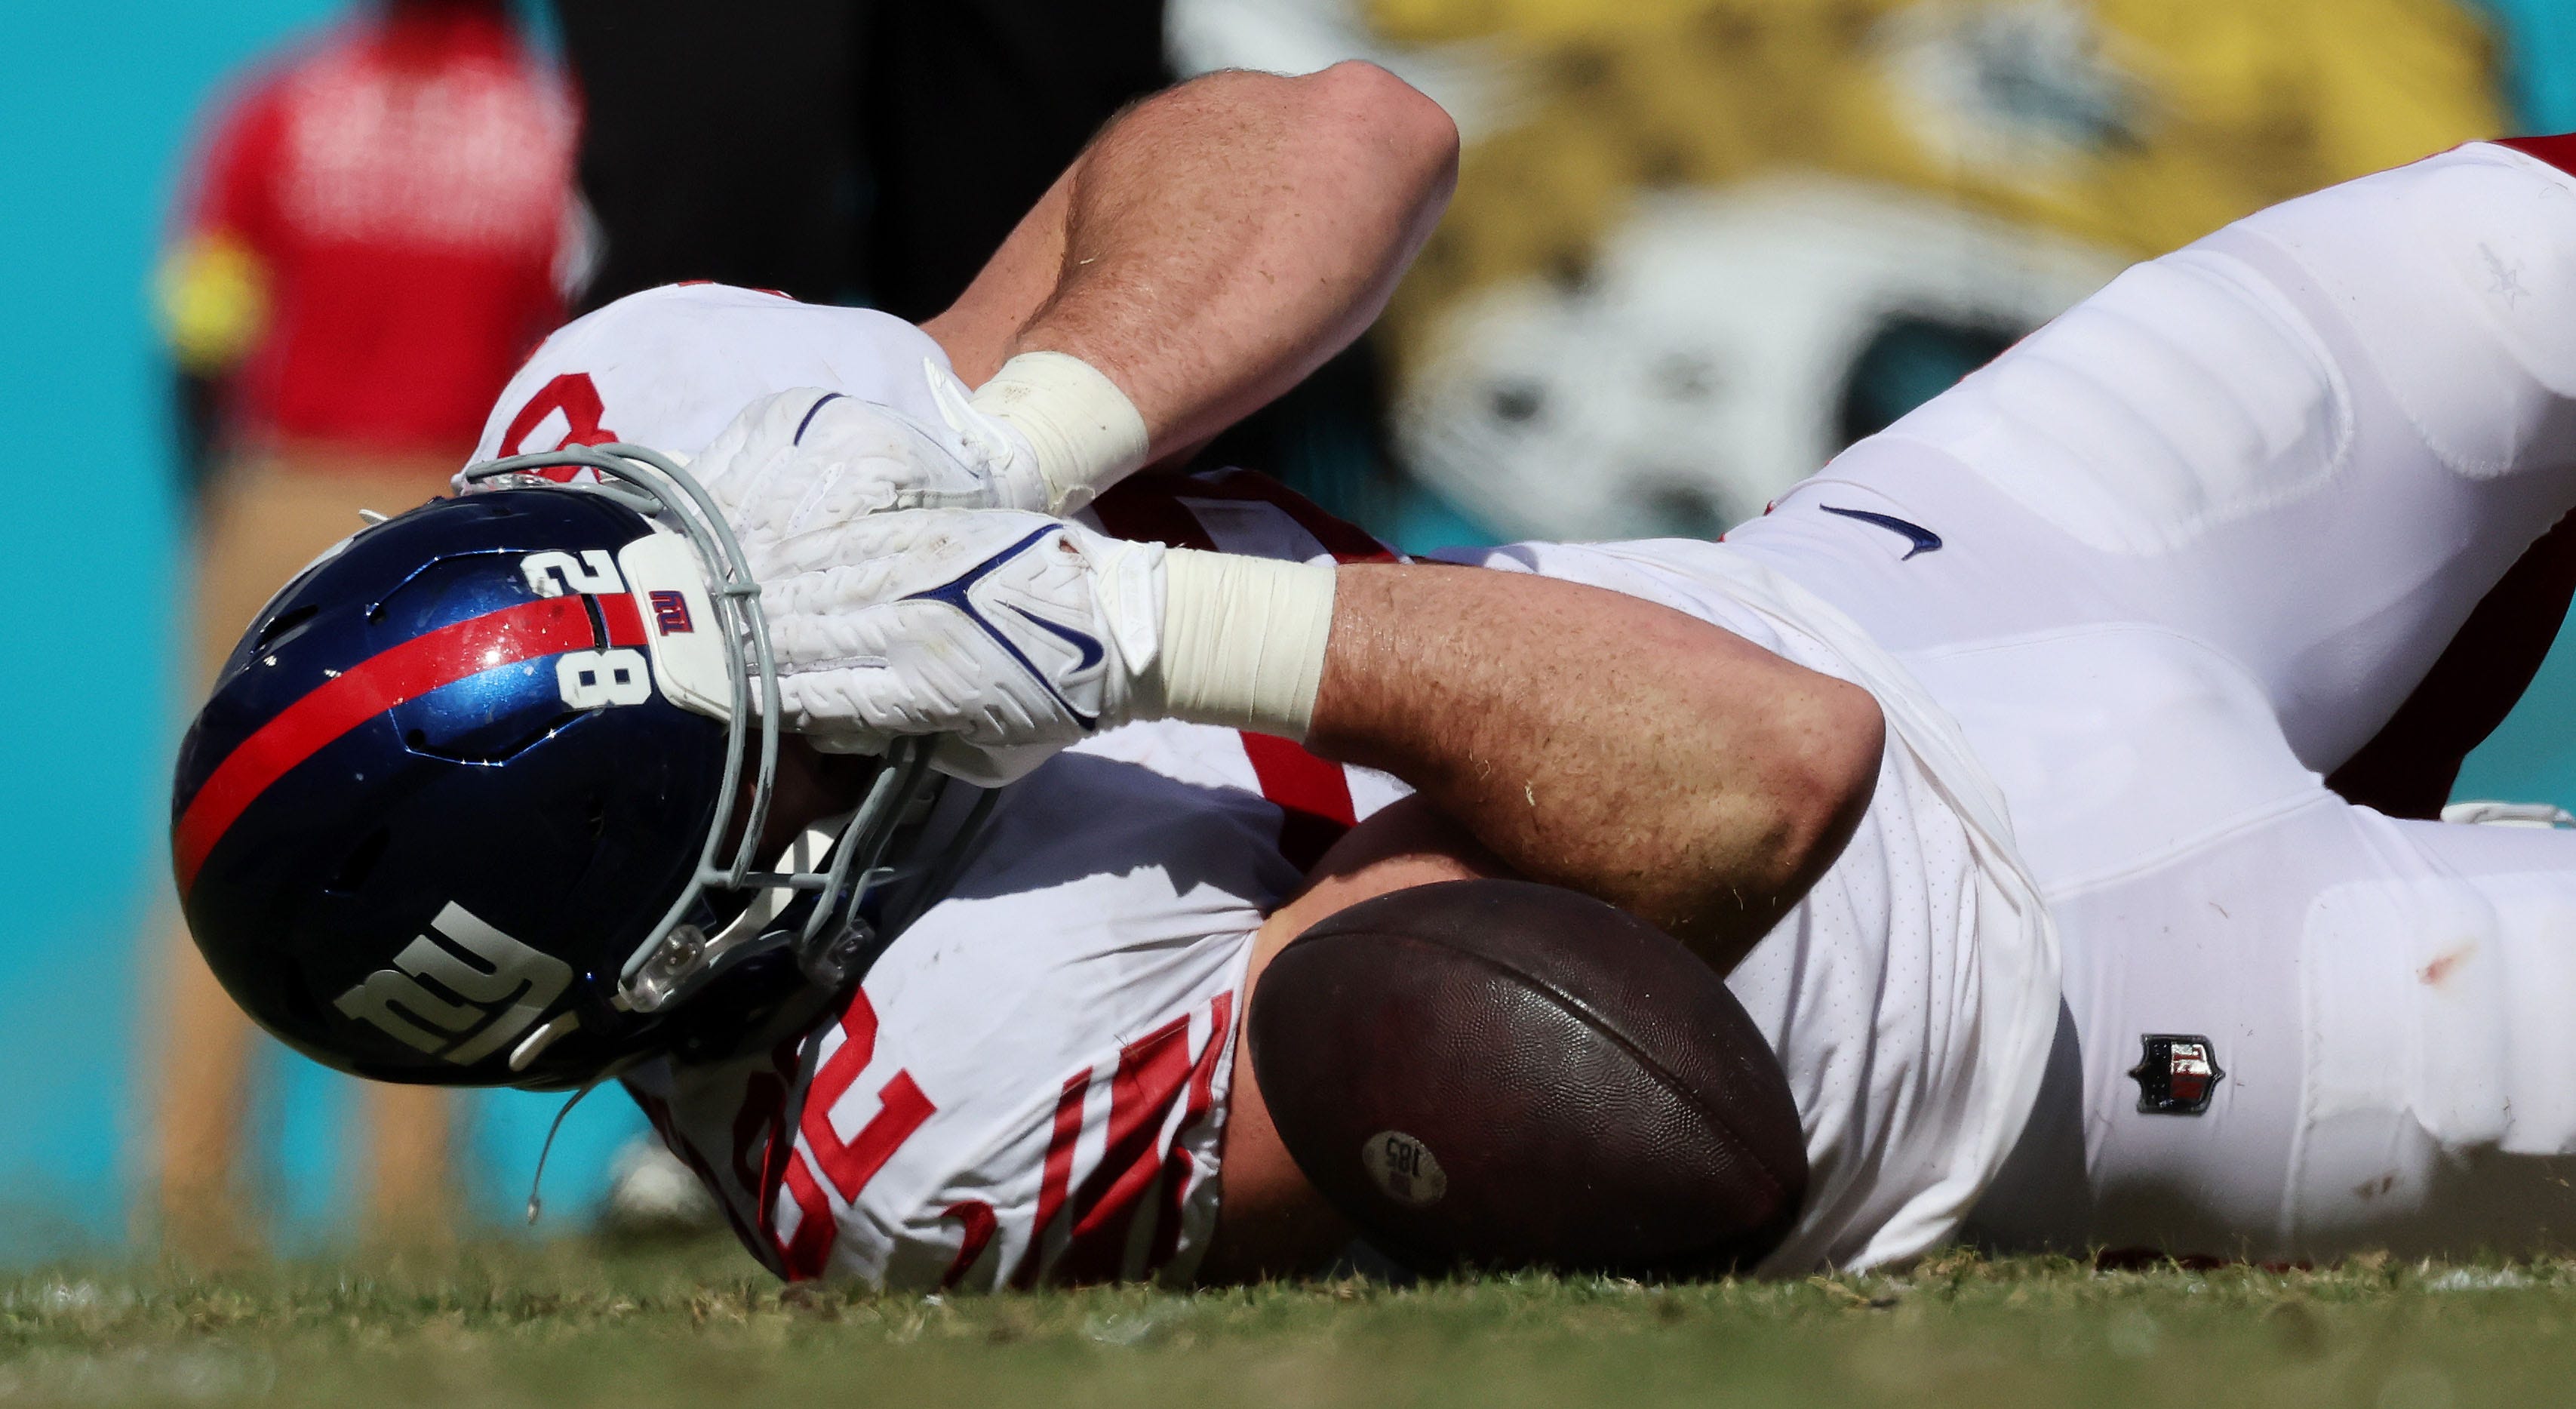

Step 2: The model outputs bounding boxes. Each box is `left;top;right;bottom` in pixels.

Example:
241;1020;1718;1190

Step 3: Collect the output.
522;550;656;709
557;649;651;708
522;549;623;597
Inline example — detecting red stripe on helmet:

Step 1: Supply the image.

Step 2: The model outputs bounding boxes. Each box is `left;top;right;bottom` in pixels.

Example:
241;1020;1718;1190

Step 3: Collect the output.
598;591;649;648
173;595;598;894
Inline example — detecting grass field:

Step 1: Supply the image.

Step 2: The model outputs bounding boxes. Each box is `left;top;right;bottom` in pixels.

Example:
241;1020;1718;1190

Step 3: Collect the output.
9;1235;2576;1408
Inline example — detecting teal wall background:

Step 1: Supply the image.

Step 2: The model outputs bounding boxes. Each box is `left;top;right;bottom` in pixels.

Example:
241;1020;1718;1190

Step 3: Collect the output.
0;0;2571;1263
0;0;635;1261
2396;0;2576;808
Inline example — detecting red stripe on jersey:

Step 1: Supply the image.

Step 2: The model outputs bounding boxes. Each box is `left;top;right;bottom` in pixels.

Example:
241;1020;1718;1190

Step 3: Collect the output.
1013;1071;1094;1289
598;591;649;648
730;1069;788;1217
939;1200;1000;1290
1096;470;1373;873
1240;731;1358;873
1148;991;1232;1275
778;1155;837;1281
1052;1011;1198;1285
173;593;597;893
2497;134;2576;176
746;1036;804;1255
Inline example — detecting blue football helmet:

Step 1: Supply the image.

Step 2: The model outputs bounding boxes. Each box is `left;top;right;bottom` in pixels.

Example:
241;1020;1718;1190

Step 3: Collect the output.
172;444;976;1091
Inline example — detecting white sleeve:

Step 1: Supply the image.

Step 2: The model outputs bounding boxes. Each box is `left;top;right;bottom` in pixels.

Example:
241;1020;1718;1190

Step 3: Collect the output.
469;284;954;466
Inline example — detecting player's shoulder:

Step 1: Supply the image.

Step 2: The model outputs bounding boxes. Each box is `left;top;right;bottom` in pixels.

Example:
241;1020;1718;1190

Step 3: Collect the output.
473;285;950;463
539;284;935;366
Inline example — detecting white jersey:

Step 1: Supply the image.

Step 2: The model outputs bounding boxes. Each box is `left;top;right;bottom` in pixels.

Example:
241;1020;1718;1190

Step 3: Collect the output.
481;282;2054;1283
469;282;956;466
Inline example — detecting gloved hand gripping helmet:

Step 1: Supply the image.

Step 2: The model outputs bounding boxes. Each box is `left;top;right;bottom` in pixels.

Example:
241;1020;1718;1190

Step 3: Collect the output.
171;444;970;1090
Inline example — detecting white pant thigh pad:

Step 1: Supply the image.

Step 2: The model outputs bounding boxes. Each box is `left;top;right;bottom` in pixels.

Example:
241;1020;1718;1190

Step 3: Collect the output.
2033;798;2576;1260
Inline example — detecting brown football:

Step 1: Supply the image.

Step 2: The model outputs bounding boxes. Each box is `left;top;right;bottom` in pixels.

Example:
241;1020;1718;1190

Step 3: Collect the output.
1246;878;1807;1276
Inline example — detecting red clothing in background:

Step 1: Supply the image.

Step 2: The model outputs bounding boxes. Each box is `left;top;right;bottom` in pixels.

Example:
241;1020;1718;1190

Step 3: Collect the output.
178;6;579;455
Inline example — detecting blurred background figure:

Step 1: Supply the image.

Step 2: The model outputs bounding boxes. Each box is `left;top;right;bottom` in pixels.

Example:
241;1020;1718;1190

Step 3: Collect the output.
152;0;579;1260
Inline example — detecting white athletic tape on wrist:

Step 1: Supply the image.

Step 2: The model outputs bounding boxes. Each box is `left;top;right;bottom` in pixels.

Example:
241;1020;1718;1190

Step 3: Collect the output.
969;352;1150;516
1150;549;1336;741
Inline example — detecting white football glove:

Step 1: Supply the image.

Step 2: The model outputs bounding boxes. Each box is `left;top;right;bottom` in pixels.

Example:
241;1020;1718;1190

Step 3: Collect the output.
758;509;1168;786
699;374;1052;577
702;350;1154;558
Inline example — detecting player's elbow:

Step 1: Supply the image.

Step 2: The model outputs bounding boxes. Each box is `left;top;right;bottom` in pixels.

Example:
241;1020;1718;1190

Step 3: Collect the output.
1305;60;1460;205
1744;678;1885;903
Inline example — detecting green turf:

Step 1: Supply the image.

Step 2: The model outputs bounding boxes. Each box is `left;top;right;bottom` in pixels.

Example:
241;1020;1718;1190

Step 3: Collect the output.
2;1236;2567;1407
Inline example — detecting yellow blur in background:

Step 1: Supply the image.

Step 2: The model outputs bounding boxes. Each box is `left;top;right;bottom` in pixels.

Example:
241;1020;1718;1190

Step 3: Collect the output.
1373;0;2501;357
1200;0;2513;540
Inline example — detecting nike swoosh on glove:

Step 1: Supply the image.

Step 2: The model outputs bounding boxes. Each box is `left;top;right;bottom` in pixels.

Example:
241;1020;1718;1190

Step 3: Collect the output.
758;509;1166;786
699;375;1049;580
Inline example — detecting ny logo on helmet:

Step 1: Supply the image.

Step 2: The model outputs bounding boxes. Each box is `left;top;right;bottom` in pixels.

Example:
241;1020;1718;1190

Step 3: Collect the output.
332;903;572;1066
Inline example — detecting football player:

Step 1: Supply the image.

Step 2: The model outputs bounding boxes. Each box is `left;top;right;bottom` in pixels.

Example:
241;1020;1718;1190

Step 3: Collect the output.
175;59;2576;1279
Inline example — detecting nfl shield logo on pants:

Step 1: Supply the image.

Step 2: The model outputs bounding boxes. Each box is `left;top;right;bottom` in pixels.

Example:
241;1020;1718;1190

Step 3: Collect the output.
2129;1035;2224;1115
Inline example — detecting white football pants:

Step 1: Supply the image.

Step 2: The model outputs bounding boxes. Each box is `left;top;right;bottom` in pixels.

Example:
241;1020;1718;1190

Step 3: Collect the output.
1730;139;2576;1259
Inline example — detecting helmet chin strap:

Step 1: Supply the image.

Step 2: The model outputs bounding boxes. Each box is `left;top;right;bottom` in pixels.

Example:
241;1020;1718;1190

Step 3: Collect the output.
523;1053;652;1225
524;1072;607;1226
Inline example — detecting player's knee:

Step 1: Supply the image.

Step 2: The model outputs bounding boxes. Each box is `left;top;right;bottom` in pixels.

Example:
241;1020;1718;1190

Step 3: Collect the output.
2228;146;2576;481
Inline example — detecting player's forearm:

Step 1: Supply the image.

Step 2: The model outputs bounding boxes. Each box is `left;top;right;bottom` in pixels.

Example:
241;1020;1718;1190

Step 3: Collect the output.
1296;565;1882;966
766;519;1874;958
930;63;1457;455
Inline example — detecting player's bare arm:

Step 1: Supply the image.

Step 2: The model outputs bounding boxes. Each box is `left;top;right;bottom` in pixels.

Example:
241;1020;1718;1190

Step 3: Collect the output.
702;64;1458;528
1304;565;1882;960
924;62;1459;451
1203;566;1882;1281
